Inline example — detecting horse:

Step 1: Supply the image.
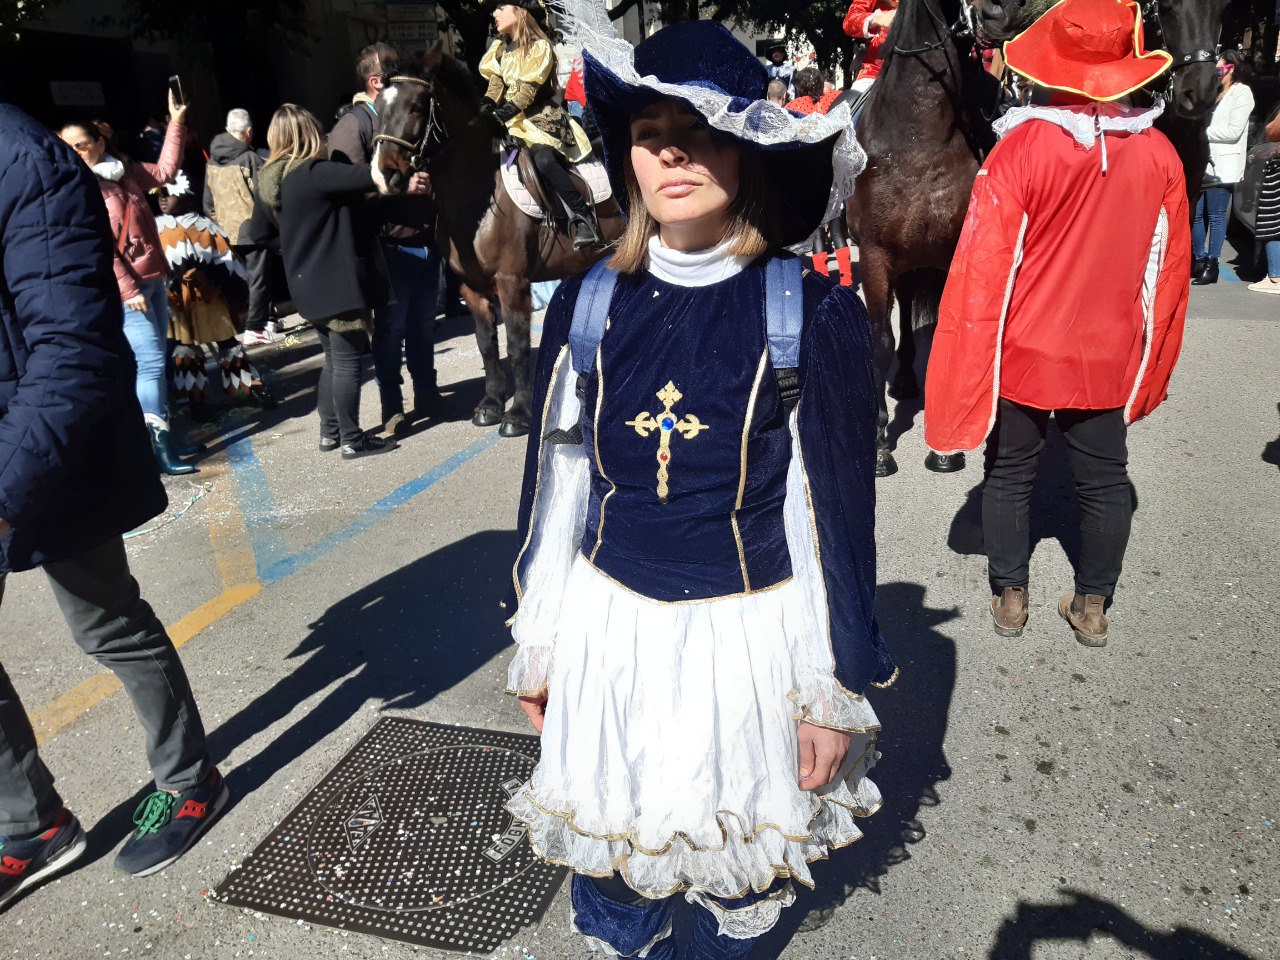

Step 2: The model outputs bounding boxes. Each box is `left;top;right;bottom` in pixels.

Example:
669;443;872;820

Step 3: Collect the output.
370;47;624;438
968;0;1232;207
845;0;1000;477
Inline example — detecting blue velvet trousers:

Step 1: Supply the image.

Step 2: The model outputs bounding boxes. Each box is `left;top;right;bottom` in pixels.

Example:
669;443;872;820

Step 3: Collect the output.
571;873;789;959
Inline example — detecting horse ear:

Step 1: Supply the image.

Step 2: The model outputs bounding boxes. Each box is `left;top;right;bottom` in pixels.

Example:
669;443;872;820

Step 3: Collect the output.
423;42;444;73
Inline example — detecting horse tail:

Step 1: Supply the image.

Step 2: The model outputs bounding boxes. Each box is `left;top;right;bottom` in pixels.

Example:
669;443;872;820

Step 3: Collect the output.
910;267;946;331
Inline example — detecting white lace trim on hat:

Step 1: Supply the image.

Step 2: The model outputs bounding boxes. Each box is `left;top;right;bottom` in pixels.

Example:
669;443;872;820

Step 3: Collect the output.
646;236;751;287
993;101;1165;149
547;0;866;226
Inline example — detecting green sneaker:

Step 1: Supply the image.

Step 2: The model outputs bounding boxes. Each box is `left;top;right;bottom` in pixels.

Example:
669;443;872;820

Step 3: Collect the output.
114;767;229;877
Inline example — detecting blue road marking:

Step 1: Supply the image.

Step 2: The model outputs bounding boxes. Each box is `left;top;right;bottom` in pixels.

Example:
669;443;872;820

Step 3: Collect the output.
227;438;291;580
229;431;501;586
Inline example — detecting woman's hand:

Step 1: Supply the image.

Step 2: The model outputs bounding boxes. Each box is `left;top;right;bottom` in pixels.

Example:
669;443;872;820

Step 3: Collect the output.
168;89;188;126
518;691;548;733
407;171;431;196
797;722;851;791
124;294;148;314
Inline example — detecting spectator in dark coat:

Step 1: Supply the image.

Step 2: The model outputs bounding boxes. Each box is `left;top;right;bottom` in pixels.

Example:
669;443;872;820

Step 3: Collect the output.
250;104;429;460
0;103;226;903
327;41;459;434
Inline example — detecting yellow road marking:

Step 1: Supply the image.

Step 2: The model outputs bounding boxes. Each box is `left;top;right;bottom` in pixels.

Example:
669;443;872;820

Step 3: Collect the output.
31;458;262;744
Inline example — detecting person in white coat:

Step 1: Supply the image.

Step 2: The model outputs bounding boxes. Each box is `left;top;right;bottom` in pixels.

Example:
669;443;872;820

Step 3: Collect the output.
1193;50;1255;285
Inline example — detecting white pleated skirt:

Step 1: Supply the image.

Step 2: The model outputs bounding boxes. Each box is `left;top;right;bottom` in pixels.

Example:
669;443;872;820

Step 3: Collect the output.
507;555;883;922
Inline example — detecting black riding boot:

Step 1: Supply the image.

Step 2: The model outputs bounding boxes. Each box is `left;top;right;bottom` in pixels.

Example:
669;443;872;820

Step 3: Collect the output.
532;147;601;250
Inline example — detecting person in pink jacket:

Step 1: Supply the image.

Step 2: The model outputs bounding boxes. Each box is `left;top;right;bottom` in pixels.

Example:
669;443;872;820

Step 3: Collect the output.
60;91;194;475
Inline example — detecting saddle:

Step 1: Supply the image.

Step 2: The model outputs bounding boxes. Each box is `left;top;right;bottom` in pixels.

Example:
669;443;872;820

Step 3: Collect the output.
500;148;614;224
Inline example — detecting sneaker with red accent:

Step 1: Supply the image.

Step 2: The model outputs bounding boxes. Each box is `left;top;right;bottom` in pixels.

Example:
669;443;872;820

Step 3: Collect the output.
0;808;87;911
114;767;229;877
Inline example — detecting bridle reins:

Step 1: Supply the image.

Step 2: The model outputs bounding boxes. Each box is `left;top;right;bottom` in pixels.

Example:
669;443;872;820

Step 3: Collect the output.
371;75;445;171
892;0;977;58
1140;0;1217;78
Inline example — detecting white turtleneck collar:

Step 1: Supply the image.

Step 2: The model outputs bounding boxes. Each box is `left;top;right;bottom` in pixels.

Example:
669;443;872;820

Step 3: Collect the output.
645;235;752;288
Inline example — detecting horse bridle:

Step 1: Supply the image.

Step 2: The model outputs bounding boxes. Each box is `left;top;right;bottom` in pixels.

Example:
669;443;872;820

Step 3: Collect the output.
892;0;981;58
1139;0;1217;75
371;75;446;171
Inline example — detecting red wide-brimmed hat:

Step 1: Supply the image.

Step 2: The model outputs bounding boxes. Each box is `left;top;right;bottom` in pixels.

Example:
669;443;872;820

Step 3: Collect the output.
1004;0;1173;101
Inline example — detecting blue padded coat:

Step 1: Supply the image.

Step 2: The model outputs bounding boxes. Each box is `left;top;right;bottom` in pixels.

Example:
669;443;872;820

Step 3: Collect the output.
0;104;166;573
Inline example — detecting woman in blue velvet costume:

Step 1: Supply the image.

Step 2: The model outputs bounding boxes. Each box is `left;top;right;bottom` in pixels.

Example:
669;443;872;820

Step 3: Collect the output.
503;7;896;957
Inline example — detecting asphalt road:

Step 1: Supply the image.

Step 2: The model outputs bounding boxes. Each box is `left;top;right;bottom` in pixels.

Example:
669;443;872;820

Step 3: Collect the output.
0;268;1275;960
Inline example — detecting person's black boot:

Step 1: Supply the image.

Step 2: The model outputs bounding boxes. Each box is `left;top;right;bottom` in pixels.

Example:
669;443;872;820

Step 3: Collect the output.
571;214;602;251
1192;259;1219;285
1190;257;1208;280
146;416;197;475
414;392;466;422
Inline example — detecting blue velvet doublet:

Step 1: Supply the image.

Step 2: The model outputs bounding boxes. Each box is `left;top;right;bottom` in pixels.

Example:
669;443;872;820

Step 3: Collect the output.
511;257;897;694
580;267;791;600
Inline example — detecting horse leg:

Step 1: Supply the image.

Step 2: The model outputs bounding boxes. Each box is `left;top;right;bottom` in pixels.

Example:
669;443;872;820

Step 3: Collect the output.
495;275;533;438
462;284;509;427
860;248;898;478
888;274;920;400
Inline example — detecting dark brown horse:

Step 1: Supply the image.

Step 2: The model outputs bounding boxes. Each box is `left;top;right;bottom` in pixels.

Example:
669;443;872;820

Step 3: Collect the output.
372;48;623;437
846;0;999;477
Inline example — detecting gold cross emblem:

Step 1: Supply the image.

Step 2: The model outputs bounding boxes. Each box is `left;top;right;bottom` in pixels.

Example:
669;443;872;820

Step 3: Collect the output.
626;381;709;503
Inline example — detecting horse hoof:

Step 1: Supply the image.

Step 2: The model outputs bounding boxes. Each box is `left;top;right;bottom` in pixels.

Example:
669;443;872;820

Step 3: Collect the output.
888;376;921;401
924;451;966;473
875;450;898;477
498;419;530;439
472;406;504;427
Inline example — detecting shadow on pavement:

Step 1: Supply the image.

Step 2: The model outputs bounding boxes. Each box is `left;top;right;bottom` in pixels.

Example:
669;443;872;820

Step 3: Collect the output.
754;581;958;958
81;529;518;869
989;889;1260;960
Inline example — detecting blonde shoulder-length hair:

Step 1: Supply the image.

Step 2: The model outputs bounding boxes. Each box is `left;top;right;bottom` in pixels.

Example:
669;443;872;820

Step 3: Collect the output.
609;145;782;274
265;103;326;175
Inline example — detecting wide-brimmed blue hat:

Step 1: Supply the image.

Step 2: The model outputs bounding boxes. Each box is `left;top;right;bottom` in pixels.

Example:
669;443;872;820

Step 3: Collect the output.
554;9;863;247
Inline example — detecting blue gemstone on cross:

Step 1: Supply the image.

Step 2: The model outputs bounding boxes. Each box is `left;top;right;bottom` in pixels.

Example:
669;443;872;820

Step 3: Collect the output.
661;417;675;431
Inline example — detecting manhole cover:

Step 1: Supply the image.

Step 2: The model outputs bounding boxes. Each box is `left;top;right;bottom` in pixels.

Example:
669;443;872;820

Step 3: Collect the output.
214;719;565;953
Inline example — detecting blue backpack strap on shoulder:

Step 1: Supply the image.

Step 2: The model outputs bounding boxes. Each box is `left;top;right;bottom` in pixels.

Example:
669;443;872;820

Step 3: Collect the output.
569;259;619;375
765;256;805;370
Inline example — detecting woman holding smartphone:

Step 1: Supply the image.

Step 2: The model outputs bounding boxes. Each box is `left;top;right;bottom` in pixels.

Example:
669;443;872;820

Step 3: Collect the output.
60;88;193;475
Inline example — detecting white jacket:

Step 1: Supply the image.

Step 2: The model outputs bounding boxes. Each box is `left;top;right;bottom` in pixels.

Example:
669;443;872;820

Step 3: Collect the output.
1205;82;1255;184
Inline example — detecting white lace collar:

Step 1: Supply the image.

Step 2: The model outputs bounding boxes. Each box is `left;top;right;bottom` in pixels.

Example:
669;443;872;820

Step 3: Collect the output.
645;235;752;288
993;101;1165;150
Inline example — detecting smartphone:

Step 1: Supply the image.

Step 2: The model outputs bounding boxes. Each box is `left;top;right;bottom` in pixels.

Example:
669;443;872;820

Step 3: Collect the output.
167;74;185;106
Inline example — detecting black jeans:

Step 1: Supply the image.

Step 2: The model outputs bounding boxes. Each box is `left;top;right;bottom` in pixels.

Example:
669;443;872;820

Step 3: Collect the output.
315;322;370;446
983;398;1132;598
234;245;271;332
532;146;590;220
0;537;210;834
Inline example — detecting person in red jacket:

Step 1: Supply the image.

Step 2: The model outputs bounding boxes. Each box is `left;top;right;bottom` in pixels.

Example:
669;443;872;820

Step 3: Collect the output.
923;0;1190;648
843;0;898;93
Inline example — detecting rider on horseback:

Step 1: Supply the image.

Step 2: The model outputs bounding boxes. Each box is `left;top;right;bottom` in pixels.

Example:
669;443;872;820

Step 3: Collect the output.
480;0;601;250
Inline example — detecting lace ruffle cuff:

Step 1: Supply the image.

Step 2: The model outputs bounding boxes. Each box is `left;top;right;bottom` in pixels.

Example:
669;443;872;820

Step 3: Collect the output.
789;674;882;733
505;642;554;697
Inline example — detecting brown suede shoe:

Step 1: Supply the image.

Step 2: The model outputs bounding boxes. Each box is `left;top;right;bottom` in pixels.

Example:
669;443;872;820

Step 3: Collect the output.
1058;591;1109;647
990;586;1029;637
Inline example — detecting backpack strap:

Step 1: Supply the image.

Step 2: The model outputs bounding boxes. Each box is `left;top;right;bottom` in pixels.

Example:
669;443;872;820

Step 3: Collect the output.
569;258;618;375
764;256;804;369
765;256;805;414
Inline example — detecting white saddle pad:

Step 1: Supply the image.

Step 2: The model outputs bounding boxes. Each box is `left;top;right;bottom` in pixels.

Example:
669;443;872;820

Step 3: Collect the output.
500;151;612;219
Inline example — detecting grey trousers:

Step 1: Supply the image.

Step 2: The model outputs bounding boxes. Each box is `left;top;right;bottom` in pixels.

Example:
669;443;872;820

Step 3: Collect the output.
0;536;210;835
